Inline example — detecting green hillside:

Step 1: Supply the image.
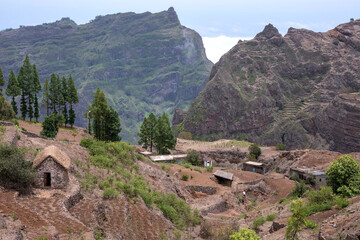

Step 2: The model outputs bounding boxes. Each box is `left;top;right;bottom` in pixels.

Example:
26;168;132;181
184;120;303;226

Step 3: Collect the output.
0;7;213;143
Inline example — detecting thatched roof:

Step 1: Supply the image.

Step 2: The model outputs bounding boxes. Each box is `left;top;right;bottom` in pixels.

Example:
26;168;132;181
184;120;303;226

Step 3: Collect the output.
33;145;71;169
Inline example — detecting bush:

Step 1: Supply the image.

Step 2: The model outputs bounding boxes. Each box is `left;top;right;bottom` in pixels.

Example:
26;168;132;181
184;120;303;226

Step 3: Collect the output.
206;166;213;172
276;143;286;150
291;180;310;197
266;214;276;221
181;174;189;181
248;144;261;159
0;96;15;120
186;149;200;165
252;216;265;229
40;113;61;138
304;219;317;229
0;143;35;194
102;187;118;199
335;196;350;209
286;199;307;240
194;168;202;173
229;228;261;240
325;155;360;197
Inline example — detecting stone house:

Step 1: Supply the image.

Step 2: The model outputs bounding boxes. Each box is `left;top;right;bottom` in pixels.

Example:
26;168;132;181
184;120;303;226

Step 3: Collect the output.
33;145;71;189
290;167;328;189
243;161;264;174
213;170;233;186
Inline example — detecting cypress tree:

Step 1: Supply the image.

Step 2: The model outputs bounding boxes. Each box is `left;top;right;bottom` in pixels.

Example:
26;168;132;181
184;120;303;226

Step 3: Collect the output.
0;67;4;95
67;74;78;128
5;70;20;115
154;113;176;154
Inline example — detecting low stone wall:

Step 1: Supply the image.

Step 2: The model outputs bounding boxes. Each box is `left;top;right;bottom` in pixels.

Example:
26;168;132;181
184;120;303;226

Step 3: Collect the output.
186;186;217;195
64;190;83;210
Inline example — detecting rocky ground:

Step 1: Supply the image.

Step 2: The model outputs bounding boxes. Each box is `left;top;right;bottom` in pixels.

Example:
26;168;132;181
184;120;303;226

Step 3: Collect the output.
1;122;360;239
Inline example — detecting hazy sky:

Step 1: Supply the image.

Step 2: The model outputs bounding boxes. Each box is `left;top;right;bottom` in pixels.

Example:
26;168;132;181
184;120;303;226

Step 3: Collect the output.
1;0;359;62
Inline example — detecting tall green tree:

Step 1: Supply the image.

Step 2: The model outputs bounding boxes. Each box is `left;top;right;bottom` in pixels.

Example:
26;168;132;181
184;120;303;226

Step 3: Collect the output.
49;73;61;113
18;56;34;120
32;64;41;122
67;74;78;128
90;88;121;141
104;107;122;142
41;78;50;116
0;67;4;95
18;67;27;119
61;76;68;126
154;113;176;154
5;70;20;115
138;113;157;152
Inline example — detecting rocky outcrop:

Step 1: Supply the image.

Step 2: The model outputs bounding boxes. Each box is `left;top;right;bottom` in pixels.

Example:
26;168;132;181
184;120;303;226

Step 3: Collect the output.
304;94;360;153
177;20;360;152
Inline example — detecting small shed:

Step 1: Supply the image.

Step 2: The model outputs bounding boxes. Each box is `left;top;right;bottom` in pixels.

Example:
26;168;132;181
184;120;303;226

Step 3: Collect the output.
33;145;71;189
139;151;153;156
290;167;328;189
204;160;212;167
213;170;233;186
243;161;264;174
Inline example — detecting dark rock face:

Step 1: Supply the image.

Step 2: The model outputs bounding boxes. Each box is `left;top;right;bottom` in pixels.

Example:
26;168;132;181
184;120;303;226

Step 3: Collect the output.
0;9;212;144
177;20;360;152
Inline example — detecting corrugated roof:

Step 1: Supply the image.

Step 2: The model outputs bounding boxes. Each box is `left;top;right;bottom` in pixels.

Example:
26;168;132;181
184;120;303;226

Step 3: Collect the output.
172;154;187;159
150;155;174;161
213;170;233;180
139;151;153;156
244;161;263;166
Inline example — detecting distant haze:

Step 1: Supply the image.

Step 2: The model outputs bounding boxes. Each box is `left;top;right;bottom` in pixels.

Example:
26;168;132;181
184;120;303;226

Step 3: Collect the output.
1;0;359;62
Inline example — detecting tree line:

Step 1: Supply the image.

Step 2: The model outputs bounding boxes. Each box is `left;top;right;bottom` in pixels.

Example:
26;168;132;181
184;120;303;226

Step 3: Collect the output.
137;112;176;154
0;56;79;138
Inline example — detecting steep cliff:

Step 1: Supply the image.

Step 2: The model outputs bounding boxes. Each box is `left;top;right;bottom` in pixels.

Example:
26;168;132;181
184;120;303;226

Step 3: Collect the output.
177;20;360;152
0;8;213;143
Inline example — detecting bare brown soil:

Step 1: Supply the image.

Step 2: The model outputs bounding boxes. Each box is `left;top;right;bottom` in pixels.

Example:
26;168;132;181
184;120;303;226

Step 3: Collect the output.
18;120;91;143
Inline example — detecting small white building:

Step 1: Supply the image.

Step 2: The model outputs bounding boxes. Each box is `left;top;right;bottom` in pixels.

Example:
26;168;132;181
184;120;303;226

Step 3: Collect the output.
204;160;212;167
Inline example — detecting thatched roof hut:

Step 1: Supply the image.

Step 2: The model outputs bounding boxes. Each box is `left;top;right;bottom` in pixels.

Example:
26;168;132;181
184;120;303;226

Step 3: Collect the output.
33;145;71;169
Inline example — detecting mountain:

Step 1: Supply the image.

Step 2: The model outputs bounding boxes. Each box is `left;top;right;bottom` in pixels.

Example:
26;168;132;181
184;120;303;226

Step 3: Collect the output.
0;7;213;143
175;20;360;153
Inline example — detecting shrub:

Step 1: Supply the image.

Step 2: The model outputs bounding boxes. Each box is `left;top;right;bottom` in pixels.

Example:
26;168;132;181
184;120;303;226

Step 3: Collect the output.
194;168;202;173
181;174;189;181
0;96;15;120
291;180;310;197
102;187;118;199
183;163;191;169
276;143;286;150
0;143;36;194
266;214;276;221
186;149;200;165
206;166;213;172
333;38;339;45
286;199;307;240
40;113;62;138
304;219;317;229
229;228;261;240
252;216;265;229
99;180;111;190
335;196;350;209
248;144;261;159
325;155;360;197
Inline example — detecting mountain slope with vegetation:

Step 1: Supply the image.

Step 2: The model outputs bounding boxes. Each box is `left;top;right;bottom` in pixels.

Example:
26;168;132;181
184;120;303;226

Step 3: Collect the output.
0;7;213;143
175;20;360;152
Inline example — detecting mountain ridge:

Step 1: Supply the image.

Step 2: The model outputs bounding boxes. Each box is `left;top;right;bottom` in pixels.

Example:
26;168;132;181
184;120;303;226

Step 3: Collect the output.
175;20;360;153
0;8;213;144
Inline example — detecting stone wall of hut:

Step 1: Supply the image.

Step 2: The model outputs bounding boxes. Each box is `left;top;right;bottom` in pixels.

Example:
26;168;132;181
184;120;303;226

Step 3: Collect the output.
34;157;68;189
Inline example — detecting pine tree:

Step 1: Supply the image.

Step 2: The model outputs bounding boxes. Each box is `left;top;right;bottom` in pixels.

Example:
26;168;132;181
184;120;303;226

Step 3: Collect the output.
154;113;176;154
92;89;108;140
28;94;33;121
21;56;34;120
104;107;121;142
32;64;41;122
67;74;78;128
41;78;50;116
138;113;157;152
0;67;4;95
49;74;61;113
5;70;20;115
138;116;149;149
18;67;27;119
61;76;68;126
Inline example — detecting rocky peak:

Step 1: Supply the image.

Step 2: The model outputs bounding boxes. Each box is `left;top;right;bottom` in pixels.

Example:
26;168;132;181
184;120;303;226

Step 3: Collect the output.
255;23;282;40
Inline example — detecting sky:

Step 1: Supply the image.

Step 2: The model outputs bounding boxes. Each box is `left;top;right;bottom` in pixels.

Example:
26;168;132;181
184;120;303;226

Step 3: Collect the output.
1;0;359;62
